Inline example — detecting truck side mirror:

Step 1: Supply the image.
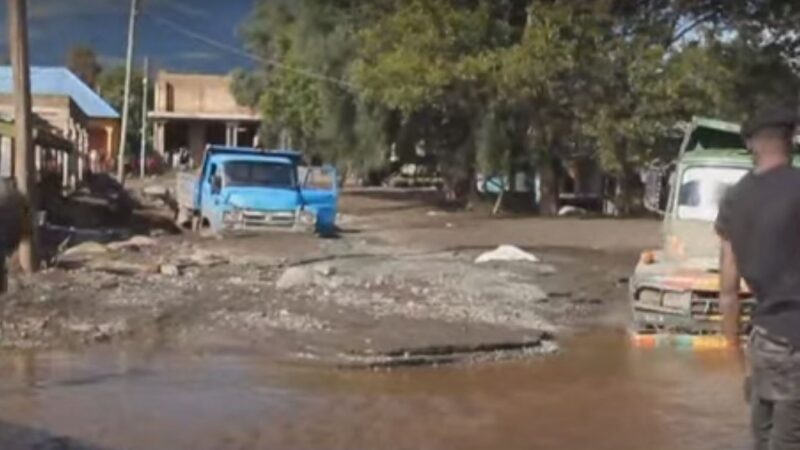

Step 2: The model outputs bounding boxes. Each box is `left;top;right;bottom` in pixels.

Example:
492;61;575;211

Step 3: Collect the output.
211;175;222;194
643;165;670;214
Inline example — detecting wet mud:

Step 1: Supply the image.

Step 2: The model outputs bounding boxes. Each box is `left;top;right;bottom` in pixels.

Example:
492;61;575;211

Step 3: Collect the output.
0;331;748;450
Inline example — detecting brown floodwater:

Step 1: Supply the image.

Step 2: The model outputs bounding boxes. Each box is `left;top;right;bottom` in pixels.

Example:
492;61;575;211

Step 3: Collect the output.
0;330;749;450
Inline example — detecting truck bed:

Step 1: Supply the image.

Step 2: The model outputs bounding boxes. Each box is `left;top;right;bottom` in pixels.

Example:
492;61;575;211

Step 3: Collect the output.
176;171;199;211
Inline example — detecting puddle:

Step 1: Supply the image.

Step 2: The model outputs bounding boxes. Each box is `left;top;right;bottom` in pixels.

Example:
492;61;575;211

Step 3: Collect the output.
0;330;749;450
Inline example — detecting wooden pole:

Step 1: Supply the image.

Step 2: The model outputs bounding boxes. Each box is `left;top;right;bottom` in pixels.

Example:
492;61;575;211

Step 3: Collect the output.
139;57;148;178
8;0;39;273
116;0;138;183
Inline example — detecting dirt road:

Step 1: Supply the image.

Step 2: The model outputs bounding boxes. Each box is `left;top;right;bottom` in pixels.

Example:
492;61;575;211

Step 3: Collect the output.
1;188;660;365
0;188;752;450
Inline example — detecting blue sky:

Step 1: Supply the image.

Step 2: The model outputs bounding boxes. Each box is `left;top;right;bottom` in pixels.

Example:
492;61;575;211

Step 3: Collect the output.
0;0;256;73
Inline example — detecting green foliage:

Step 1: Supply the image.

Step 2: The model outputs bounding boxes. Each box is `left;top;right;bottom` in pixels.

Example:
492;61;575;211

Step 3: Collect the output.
234;0;392;174
352;0;496;114
66;45;102;88
97;66;149;154
234;0;800;210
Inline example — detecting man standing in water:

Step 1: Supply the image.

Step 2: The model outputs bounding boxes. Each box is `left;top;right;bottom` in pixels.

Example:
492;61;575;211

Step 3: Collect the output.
716;105;800;450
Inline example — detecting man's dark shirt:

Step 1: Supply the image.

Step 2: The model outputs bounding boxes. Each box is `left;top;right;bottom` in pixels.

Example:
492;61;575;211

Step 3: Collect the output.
716;165;800;346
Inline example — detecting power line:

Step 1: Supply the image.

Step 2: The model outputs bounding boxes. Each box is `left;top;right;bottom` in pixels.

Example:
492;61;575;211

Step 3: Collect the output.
141;10;355;89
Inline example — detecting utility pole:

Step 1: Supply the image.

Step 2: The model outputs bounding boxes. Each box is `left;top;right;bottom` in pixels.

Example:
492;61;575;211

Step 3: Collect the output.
116;0;139;183
8;0;39;273
139;57;148;178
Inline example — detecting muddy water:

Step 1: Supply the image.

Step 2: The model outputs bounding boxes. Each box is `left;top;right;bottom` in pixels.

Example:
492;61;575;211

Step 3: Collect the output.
0;331;748;450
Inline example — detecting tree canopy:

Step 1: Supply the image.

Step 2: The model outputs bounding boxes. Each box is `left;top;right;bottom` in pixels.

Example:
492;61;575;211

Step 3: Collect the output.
66;45;102;89
233;0;800;213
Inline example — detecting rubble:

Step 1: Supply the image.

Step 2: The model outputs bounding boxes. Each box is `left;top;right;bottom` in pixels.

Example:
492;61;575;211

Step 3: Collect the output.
107;235;158;251
61;241;109;258
558;205;589;217
159;264;181;277
142;185;169;198
475;245;540;264
276;266;316;290
85;259;158;276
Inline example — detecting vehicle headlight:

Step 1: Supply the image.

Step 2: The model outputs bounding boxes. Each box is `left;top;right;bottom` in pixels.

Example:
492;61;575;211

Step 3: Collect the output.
223;209;242;223
297;209;316;225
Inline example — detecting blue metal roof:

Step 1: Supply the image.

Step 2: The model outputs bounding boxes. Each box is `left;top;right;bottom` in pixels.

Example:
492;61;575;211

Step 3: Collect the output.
207;146;302;164
0;66;119;119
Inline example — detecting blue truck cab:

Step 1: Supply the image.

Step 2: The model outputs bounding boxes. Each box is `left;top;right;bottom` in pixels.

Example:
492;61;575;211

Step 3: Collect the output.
176;146;338;235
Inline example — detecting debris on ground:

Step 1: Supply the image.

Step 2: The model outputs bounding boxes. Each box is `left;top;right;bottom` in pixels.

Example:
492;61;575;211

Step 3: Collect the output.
107;235;158;251
0;187;635;365
61;241;109;258
475;245;540;264
159;264;181;277
276;266;318;290
558;205;589;217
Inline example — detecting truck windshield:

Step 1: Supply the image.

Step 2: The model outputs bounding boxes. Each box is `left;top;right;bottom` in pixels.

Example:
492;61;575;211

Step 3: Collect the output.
677;166;748;221
223;161;296;188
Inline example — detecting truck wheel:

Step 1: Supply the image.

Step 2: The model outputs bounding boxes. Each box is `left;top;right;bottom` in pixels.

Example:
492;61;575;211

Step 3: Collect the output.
192;216;203;232
175;208;191;229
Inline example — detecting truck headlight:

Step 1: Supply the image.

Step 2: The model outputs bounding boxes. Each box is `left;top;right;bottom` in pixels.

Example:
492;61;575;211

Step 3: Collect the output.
223;209;242;223
297;209;316;225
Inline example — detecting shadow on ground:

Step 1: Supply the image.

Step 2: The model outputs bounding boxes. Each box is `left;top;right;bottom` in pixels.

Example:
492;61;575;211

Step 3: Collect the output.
0;420;115;450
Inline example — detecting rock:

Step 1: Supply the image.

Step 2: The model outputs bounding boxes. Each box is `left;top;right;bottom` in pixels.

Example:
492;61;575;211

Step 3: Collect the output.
558;205;588;217
276;266;315;290
314;264;337;277
149;228;168;237
475;245;539;264
189;249;228;267
87;260;158;276
142;185;168;197
532;264;558;275
62;241;109;257
159;264;181;277
107;235;158;251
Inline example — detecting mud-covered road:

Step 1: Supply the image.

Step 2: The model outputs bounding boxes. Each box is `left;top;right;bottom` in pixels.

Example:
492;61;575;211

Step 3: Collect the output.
2;188;656;365
0;187;750;450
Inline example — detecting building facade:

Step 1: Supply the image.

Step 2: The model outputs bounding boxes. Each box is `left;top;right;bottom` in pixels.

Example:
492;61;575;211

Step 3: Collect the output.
0;67;120;176
149;71;261;164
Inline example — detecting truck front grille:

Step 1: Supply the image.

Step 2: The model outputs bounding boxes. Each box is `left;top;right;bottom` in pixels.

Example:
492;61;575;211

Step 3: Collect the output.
240;210;296;228
689;291;756;319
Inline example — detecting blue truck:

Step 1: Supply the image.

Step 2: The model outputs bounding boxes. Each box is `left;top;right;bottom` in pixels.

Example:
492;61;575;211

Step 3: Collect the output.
175;146;338;235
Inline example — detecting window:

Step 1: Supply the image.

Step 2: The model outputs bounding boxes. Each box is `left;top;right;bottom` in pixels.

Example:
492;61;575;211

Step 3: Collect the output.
223;161;296;188
676;166;748;221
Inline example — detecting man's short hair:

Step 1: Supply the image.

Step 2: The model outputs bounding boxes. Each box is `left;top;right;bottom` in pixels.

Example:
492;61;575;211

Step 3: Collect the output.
742;105;798;141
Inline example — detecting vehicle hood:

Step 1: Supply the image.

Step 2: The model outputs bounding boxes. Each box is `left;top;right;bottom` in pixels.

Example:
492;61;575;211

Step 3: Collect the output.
662;218;720;262
223;187;300;211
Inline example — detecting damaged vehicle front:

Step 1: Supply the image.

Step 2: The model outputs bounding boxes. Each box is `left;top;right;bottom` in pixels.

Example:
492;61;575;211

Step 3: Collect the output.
630;118;758;336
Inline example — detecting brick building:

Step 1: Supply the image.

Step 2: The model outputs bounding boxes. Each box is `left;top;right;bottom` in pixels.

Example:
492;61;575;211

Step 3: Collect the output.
149;71;261;164
0;66;120;174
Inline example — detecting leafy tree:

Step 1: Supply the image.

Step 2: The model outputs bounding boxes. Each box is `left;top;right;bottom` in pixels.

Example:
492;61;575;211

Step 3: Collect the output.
97;66;151;158
233;0;800;215
66;45;102;88
353;0;502;201
235;0;393;180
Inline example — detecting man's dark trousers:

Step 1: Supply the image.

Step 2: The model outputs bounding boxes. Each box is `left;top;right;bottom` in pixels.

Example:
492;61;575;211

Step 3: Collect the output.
751;327;800;450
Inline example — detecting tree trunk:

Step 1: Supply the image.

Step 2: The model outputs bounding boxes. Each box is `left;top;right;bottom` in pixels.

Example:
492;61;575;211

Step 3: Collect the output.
615;168;633;216
538;157;559;216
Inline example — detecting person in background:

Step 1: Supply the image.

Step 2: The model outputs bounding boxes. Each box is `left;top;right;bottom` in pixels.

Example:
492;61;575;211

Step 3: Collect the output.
178;147;190;170
716;105;800;450
0;179;23;294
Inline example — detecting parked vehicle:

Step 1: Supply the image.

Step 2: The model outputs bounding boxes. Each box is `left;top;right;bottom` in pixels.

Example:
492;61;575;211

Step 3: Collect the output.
175;146;338;235
629;117;777;336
